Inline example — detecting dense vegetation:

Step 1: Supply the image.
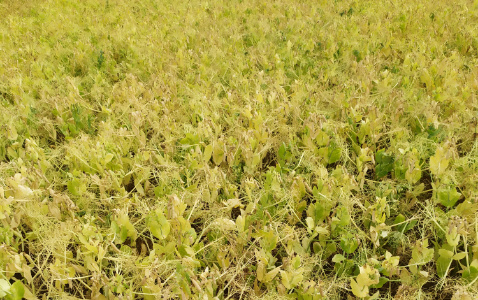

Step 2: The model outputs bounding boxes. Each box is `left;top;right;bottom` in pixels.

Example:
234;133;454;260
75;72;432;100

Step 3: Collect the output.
1;0;478;298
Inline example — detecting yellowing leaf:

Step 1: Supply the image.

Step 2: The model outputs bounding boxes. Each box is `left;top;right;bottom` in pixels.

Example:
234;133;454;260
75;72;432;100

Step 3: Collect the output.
104;153;114;164
446;226;460;247
306;217;315;232
15;185;33;199
438;248;454;259
356;265;380;287
168;194;187;218
404;149;421;184
214;218;236;231
281;270;291;289
7;126;18;141
236;215;245;233
257;262;265;282
419;270;429;278
0;279;10;298
420;69;434;90
351;278;369;298
405;167;421;185
263;266;281;283
217;250;230;269
315;225;329;235
290;273;303;287
212;141;225;165
382;251;400;276
430;146;450;177
147;209;170;240
115;213;137;241
203;144;213;162
22;264;33;284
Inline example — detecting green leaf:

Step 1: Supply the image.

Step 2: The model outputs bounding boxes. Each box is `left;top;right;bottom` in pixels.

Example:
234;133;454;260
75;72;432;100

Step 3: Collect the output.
67;178;86;196
437;246;454;278
446;226;460;247
261;230;278;252
370;277;389;289
456;200;478;217
291;256;301;269
332;254;346;263
236;215;245;233
394;214;417;233
340;233;359;254
393;214;405;225
438;248;453;259
5;281;24;300
436;255;452;278
278;143;291;166
410;239;434;268
462;259;478;283
405;220;418;232
352;49;362;62
113;214;138;243
334;258;355;277
328;147;342;164
437;188;462;208
290;273;303;287
111;221;128;243
427;124;445;142
315;130;329;147
394;160;406;180
375;150;394;179
335;206;350;226
180;133;200;146
310;198;333;224
278;143;287;160
324;242;337;259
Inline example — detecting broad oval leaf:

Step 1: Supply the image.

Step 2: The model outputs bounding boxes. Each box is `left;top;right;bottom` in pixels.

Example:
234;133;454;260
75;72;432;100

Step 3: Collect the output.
147;210;171;240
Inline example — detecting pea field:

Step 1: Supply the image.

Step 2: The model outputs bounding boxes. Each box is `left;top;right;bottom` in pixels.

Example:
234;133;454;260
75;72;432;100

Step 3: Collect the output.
1;0;478;299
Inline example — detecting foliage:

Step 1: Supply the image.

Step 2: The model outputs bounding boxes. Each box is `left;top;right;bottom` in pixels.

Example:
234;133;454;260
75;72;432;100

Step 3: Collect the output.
1;0;478;298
